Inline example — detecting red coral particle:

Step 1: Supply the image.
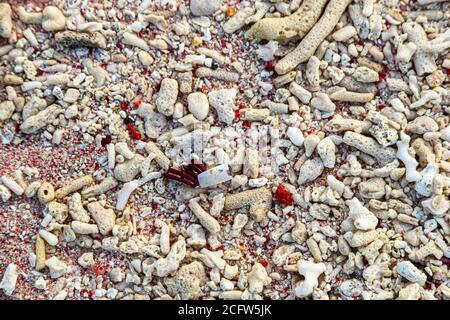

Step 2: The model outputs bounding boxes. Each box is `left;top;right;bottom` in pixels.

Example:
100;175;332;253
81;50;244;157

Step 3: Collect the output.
274;184;293;206
265;61;274;72
126;123;141;140
441;256;450;266
92;263;108;276
378;70;388;82
133;100;142;108
36;69;45;77
242;120;250;129
376;103;386;111
119;101;129;112
101;135;112;147
260;260;269;267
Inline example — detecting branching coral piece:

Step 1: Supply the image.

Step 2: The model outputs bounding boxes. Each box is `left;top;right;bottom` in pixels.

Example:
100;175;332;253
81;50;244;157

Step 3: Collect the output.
245;0;329;43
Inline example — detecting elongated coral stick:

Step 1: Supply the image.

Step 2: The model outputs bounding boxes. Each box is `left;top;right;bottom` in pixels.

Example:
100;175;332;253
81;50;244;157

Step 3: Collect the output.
275;0;352;74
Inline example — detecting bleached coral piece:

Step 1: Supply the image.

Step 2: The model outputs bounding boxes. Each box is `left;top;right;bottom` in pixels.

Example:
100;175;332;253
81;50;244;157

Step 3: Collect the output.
122;32;149;51
353;66;379;83
208;88;237;125
298;157;324;185
145;142;170;171
409;90;441;110
16;6;42;24
275;0;352;74
287;127;305;146
71;221;99;235
245;1;271;26
186;224;206;248
396;132;421;182
246;0;328;43
421;196;450;217
39;229;59;246
351;230;379;247
156;78;178;116
155;219;170;256
0;264;18;296
289;82;312;104
154;238;186;277
0;176;24;196
412;240;443;261
344;197;378;231
415;162;438;197
243;149;260;179
87;202;116;235
114;154;145;182
311;93;336;113
0;184;11;202
223;7;255;34
224;187;272;222
240;108;270;121
327;175;345;196
116;172;161;210
68;193;90;223
367;111;398;147
294;261;326;298
55;175;93;199
188;199;221;234
304;135;321;157
396;261;427;285
402;22;446;76
317;137;336;169
247;263;271;294
20;104;62;134
81;177;118;198
195;67;239;83
332;25;357;42
343;131;396;165
329;88;375;103
396;42;417;64
115;142;134;160
55;31;107;49
45;256;67;279
41;6;66;32
165;261;206;299
0;101;14;121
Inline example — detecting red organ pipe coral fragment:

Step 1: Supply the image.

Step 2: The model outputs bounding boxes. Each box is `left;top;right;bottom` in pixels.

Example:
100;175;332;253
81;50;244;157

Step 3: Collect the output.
164;163;206;188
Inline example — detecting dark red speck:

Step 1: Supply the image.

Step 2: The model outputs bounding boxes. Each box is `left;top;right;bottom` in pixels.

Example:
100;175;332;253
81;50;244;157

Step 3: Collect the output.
265;61;274;72
101;135;111;147
242;120;250;129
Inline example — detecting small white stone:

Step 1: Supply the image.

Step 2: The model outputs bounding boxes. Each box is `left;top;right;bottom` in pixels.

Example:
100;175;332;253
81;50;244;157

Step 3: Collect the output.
39;229;58;246
0;263;18;296
34;276;47;290
45;256;67;279
287;127;304;146
188;92;209;120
